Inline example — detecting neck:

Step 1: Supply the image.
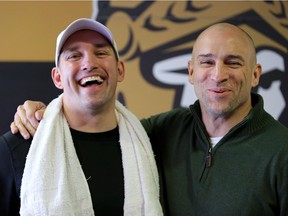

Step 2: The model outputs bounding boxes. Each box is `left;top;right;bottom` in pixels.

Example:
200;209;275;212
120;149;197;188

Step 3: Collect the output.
202;104;252;137
62;103;117;133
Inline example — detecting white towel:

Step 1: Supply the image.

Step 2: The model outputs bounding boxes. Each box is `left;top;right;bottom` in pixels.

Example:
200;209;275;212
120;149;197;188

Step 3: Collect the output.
20;94;163;216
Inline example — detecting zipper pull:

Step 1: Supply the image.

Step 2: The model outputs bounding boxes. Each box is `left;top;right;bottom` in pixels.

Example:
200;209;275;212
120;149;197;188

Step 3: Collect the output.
206;147;212;168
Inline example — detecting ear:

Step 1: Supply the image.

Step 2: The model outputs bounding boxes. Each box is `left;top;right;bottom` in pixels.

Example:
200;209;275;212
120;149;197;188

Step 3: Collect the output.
188;60;194;85
251;64;262;87
117;61;125;82
51;67;64;89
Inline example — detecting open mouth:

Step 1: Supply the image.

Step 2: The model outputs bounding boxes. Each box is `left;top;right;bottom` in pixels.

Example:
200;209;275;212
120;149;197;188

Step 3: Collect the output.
213;89;226;93
80;76;104;87
209;87;229;94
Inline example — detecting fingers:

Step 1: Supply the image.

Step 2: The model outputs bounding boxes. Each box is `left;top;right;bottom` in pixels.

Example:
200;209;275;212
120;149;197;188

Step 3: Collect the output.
12;115;33;140
10;121;19;134
12;105;36;139
10;100;47;140
34;107;45;122
23;100;42;128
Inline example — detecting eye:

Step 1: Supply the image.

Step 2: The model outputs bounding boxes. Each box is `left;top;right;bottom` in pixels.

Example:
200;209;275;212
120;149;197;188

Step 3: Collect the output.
67;52;81;61
199;59;214;67
68;55;77;59
201;60;213;65
96;51;107;56
95;49;111;58
226;61;243;68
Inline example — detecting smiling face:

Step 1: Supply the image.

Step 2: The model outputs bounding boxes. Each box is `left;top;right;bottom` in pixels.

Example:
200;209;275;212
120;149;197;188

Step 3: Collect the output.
188;23;262;121
52;29;125;117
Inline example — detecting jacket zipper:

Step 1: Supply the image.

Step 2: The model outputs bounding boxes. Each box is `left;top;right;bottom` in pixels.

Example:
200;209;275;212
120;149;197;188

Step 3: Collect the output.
199;146;212;181
205;147;212;168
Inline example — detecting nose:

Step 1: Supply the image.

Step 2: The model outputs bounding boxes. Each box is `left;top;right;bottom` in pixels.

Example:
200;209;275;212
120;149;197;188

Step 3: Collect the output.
81;53;98;72
210;62;228;83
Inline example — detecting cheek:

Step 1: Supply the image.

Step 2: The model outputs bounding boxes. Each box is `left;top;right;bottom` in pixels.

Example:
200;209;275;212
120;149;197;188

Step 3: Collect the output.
191;73;206;90
105;63;121;81
61;71;77;88
240;70;253;87
192;71;208;84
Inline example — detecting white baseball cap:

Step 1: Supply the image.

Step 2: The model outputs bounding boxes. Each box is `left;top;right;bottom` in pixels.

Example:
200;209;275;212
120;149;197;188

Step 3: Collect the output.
55;18;119;66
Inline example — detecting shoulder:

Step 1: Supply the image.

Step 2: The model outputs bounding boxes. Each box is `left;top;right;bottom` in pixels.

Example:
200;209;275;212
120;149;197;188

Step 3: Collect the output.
0;132;30;214
258;111;288;139
0;131;31;177
142;107;191;124
0;131;31;153
141;108;193;134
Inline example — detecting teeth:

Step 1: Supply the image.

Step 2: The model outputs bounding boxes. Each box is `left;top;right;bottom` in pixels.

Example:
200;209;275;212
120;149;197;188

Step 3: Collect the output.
80;76;104;86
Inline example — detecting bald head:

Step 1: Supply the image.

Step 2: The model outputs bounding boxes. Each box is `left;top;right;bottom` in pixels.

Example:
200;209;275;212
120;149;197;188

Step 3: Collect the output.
192;23;257;65
187;22;262;129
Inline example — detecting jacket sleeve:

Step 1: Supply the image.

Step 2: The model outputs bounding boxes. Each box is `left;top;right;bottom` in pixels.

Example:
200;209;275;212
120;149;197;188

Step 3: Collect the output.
0;132;30;216
279;158;288;215
0;132;20;215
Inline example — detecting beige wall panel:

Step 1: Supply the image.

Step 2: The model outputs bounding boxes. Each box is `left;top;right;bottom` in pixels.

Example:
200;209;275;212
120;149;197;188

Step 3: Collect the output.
0;1;92;61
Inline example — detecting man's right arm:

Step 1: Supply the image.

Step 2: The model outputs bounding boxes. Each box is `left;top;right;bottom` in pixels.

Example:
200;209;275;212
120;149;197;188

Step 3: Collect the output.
10;100;46;139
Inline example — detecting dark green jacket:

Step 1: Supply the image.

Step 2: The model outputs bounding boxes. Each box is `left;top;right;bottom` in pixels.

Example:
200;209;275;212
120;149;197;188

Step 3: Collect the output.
142;93;288;216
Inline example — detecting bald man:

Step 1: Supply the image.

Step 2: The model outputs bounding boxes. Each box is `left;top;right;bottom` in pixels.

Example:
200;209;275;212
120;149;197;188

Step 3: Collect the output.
10;23;288;215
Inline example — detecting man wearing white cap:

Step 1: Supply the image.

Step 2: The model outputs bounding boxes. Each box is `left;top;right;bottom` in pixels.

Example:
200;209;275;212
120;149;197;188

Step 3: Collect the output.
0;18;163;216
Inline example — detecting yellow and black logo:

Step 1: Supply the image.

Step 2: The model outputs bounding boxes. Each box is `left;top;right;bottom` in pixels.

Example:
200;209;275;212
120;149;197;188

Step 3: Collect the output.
94;0;288;125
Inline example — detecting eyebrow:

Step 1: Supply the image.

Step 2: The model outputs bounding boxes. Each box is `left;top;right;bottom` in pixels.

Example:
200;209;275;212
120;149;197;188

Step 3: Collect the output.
93;43;111;49
225;54;245;62
63;41;111;52
196;53;245;62
196;53;214;59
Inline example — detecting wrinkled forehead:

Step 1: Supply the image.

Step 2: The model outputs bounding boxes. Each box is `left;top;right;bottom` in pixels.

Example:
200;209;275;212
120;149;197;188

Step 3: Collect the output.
192;24;256;62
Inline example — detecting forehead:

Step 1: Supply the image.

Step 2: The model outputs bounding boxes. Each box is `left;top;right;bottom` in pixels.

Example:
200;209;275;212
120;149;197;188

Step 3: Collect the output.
62;29;111;50
193;25;253;58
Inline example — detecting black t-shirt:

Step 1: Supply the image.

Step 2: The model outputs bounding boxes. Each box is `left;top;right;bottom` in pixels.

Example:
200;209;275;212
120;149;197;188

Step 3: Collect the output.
71;127;124;215
0;127;124;216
